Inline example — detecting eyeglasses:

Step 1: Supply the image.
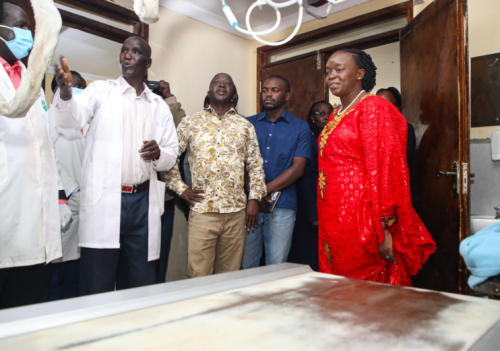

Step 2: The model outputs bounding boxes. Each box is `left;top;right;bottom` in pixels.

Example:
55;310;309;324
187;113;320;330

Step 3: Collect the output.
313;112;330;117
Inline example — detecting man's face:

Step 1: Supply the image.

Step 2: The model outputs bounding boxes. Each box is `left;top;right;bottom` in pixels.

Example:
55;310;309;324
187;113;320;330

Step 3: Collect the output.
261;78;290;111
0;2;31;40
207;74;236;105
119;37;151;79
0;3;31;61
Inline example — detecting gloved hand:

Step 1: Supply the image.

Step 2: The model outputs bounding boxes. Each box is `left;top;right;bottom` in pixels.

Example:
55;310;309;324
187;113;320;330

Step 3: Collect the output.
59;203;73;232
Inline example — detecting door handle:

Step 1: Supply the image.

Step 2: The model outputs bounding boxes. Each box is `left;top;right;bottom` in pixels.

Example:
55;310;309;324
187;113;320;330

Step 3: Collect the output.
436;161;459;198
437;171;456;177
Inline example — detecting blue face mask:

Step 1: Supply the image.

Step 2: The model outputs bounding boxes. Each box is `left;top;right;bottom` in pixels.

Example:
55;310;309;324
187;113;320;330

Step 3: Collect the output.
72;88;84;95
0;26;33;60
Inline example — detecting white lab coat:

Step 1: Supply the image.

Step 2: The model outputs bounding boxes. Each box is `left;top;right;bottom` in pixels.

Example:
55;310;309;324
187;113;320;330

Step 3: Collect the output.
0;62;62;269
52;78;178;261
48;110;86;262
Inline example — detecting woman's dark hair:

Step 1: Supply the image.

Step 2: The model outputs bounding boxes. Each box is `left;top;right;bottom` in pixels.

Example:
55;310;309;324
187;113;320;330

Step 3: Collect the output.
376;87;402;111
335;48;377;92
307;100;333;137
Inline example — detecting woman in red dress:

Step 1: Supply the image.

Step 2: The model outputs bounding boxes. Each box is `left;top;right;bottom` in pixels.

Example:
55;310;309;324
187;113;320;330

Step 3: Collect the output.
318;49;436;286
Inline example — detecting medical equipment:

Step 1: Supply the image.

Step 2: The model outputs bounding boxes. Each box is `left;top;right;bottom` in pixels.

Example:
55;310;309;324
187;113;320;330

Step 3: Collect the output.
222;0;349;46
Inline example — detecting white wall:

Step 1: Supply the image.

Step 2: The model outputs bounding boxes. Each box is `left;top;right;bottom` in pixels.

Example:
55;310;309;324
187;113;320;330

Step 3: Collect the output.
147;6;253;116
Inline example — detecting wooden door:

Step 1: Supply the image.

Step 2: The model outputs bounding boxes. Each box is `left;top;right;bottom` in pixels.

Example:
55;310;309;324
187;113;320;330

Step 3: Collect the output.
400;0;469;294
259;54;327;121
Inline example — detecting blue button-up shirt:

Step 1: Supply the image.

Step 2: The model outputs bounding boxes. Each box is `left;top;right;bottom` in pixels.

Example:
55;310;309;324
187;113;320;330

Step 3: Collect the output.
247;109;311;211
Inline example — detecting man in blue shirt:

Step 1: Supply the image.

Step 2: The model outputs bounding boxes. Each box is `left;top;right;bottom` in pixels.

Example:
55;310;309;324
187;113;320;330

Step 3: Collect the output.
242;75;311;268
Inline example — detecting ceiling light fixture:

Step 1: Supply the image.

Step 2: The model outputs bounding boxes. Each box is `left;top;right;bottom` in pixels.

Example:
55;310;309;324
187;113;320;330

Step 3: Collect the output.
221;0;349;46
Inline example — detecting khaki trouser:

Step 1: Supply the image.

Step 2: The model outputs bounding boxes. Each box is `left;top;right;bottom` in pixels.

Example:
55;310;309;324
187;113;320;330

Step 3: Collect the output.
187;210;246;278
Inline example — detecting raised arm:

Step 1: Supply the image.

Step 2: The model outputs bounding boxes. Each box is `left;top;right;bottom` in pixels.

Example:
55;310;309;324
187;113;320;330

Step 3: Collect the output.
158;80;186;127
51;59;98;130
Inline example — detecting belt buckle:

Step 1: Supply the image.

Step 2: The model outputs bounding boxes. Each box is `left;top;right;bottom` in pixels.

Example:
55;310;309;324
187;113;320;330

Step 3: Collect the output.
122;184;135;194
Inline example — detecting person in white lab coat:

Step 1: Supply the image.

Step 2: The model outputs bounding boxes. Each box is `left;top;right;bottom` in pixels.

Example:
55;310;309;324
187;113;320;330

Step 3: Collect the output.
48;71;88;300
0;0;68;309
52;36;178;296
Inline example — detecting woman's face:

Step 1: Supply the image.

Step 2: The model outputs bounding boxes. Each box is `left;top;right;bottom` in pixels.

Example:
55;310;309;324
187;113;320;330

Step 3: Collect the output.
325;51;364;98
311;102;333;129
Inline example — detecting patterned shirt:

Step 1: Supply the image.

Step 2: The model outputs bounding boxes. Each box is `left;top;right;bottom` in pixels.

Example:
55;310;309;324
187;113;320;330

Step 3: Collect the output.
165;107;267;214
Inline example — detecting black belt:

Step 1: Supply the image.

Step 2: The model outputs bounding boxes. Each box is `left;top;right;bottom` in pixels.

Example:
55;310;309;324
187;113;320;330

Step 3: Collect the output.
121;180;149;194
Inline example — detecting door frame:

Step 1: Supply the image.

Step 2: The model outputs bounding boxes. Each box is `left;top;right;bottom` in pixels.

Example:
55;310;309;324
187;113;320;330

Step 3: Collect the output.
18;0;149;43
456;0;470;295
256;1;413;111
399;0;470;294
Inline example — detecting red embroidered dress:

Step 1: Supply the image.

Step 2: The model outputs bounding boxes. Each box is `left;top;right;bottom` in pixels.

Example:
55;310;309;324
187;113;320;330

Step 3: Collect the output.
317;94;436;286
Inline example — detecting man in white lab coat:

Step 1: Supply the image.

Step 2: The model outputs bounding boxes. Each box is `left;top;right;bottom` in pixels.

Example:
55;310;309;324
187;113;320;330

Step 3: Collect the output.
0;0;66;309
52;36;178;295
48;71;88;300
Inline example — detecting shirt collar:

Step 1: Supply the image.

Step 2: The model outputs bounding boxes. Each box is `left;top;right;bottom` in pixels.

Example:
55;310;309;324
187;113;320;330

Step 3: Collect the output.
119;76;152;102
0;56;22;75
204;105;238;119
0;56;19;69
258;108;290;123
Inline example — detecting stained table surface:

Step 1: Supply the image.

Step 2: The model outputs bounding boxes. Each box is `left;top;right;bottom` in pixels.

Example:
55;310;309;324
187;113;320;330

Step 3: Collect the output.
0;264;499;350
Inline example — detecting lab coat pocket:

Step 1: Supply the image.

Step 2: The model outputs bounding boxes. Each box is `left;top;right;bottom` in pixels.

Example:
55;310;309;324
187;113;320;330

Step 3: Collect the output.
0;141;8;186
82;163;104;206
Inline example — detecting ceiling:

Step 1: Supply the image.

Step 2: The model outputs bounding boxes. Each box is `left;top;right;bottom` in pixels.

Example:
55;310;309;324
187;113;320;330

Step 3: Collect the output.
158;0;373;39
45;0;373;80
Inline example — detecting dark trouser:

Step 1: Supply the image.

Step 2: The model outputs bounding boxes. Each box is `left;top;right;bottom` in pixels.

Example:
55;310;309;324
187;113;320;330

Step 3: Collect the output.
156;199;175;283
80;188;156;296
0;263;51;309
49;260;80;301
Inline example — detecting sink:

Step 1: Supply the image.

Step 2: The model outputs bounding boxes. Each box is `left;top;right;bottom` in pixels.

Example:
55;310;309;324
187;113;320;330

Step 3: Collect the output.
471;215;500;234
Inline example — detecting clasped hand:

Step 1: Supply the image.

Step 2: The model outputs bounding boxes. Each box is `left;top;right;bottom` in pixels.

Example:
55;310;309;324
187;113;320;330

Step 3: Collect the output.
140;140;160;161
